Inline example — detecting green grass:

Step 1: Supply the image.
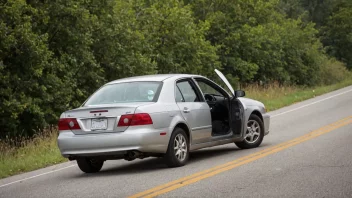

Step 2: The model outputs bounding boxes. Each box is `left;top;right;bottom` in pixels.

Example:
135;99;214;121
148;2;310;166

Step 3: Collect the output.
0;129;67;179
246;78;352;111
1;78;352;179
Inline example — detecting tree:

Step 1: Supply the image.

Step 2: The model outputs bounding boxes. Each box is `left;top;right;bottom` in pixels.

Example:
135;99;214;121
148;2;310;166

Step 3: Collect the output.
323;1;352;69
186;0;326;85
0;0;64;137
90;0;158;82
137;0;220;77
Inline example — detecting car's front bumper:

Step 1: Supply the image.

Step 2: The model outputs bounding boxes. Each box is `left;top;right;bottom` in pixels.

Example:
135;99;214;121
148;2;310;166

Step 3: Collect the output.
263;113;270;136
57;126;170;158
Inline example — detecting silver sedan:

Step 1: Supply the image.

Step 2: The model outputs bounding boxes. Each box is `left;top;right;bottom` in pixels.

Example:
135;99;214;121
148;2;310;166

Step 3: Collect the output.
57;69;270;173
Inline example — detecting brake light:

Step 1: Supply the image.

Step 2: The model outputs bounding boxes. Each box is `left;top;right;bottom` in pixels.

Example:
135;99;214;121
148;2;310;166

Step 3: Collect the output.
58;118;81;130
118;113;153;127
130;113;153;126
117;114;134;126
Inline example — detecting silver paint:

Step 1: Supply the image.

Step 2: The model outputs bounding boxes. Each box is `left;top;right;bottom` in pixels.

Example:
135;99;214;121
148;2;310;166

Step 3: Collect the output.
57;71;270;158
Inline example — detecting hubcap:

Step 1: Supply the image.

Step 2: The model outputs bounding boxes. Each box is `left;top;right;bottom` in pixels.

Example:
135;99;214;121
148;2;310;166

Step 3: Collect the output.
244;120;261;144
174;134;187;161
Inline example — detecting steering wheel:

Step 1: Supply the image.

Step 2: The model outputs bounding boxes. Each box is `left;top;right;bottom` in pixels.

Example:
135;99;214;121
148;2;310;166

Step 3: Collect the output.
204;93;216;102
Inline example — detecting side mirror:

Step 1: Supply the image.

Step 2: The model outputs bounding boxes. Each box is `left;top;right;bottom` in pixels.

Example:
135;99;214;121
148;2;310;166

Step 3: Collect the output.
234;90;245;97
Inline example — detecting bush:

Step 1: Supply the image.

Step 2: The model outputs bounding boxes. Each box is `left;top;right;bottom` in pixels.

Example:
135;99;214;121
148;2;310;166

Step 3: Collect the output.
319;58;351;85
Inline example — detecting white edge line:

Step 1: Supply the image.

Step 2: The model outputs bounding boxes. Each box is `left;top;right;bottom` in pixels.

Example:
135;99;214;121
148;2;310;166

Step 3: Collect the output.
1;88;352;188
271;89;352;118
0;165;75;188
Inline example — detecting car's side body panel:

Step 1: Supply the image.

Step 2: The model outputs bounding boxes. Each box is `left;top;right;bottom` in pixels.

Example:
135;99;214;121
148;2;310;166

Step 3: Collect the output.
173;77;213;144
176;101;212;144
168;116;193;145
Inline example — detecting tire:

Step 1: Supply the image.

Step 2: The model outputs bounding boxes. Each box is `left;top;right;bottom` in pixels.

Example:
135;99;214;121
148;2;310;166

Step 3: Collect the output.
164;127;189;167
235;114;264;149
76;158;104;173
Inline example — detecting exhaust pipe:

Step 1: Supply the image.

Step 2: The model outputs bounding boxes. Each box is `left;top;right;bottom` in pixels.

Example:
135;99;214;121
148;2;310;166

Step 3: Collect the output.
68;156;76;161
124;151;141;161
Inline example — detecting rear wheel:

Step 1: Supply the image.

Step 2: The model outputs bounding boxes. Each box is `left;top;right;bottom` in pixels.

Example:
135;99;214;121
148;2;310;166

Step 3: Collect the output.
235;114;264;149
164;127;189;167
77;158;104;173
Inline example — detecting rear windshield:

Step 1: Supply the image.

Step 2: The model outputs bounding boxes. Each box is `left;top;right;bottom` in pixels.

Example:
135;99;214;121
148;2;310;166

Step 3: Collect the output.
84;82;162;106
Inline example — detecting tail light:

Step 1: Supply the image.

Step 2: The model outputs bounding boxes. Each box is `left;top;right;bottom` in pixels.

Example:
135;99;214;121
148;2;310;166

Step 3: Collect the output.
117;114;134;126
118;113;153;127
58;118;81;130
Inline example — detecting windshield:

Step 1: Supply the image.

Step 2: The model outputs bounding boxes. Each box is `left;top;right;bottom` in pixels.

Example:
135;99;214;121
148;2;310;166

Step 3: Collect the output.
84;82;162;106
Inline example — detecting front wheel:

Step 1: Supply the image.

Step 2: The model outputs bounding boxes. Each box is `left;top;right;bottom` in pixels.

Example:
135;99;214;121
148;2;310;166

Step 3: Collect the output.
77;158;104;173
235;114;264;149
164;127;189;167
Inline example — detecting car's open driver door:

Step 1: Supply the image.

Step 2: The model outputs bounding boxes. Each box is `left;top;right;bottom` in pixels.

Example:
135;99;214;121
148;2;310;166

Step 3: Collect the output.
214;69;245;137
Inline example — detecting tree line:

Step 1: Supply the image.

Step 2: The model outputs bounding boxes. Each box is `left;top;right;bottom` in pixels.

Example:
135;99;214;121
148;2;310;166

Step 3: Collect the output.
0;0;351;138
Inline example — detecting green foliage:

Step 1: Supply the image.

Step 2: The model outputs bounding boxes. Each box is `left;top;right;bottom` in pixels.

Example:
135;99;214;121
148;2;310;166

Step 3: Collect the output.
139;0;220;77
246;77;352;112
91;0;157;81
0;0;351;138
318;58;350;85
0;0;62;137
278;0;338;26
278;0;352;69
186;0;328;85
0;128;66;178
323;1;352;69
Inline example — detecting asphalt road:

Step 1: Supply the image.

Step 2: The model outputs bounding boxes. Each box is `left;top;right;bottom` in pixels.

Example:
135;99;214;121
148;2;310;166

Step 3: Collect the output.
1;85;352;198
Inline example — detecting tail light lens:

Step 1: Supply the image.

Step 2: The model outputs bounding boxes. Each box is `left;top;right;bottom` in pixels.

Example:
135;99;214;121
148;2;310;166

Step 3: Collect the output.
58;118;81;130
117;114;134;127
130;113;153;126
118;113;153;127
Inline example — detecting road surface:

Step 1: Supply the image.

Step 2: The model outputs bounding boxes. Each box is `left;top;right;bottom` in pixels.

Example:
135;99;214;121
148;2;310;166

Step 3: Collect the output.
1;85;352;198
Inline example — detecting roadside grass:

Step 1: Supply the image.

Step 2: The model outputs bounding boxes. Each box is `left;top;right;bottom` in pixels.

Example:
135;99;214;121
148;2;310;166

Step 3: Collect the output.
246;78;352;111
0;128;67;179
0;77;352;179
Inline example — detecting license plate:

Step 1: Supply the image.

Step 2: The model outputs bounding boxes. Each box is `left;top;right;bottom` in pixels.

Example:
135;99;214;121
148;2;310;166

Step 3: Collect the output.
91;119;108;130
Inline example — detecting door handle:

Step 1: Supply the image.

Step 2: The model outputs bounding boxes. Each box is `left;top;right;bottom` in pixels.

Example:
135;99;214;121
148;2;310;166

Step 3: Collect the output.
183;107;190;113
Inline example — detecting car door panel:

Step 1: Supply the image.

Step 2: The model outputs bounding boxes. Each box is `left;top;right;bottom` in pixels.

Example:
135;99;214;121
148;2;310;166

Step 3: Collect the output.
175;80;212;144
177;102;212;144
214;69;245;137
229;98;244;136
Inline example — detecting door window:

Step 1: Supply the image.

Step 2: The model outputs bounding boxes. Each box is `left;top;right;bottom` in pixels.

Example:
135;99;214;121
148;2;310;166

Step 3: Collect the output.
175;86;184;102
195;80;225;97
176;81;200;102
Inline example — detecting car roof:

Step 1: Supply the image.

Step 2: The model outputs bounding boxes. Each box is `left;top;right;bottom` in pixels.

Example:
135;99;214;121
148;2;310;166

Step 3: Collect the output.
107;74;202;84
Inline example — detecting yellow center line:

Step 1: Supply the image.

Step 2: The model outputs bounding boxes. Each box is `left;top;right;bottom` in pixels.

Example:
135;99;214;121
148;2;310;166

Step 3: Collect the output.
129;116;352;198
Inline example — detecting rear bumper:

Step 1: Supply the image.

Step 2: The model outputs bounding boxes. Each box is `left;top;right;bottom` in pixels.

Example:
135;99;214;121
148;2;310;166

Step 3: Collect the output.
263;113;270;136
57;126;170;158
